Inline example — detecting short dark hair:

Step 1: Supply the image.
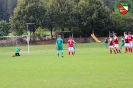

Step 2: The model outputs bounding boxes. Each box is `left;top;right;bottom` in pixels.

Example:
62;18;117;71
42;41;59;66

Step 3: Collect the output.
124;32;127;34
114;33;117;36
128;32;131;34
110;35;113;37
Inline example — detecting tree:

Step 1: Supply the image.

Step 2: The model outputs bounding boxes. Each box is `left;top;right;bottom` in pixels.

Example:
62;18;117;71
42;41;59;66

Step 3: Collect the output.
77;0;111;36
48;0;75;30
0;0;17;21
9;0;46;36
48;0;78;39
35;27;45;40
44;8;55;39
111;13;133;35
0;20;10;36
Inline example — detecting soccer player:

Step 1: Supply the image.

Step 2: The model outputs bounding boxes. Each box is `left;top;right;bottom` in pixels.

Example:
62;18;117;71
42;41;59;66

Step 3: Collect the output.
132;34;133;50
120;36;125;50
12;45;21;57
124;32;129;53
104;38;108;49
67;36;74;55
56;35;64;57
128;32;132;53
114;33;121;53
109;35;116;54
73;39;76;54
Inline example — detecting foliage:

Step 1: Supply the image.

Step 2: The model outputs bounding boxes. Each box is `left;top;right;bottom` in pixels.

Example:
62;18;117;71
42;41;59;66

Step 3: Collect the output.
0;20;10;36
111;12;133;36
1;0;133;37
9;0;47;35
77;0;111;37
35;27;45;40
48;0;76;30
0;0;17;21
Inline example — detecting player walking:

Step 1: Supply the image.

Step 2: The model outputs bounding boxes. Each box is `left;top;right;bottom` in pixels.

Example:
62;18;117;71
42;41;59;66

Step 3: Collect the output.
114;33;121;53
67;36;74;55
56;35;64;57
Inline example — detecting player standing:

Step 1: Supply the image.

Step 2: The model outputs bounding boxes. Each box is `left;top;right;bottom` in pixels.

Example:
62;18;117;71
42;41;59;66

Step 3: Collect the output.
127;32;132;53
124;32;129;53
114;33;121;53
109;35;116;54
104;38;108;49
56;35;64;57
67;36;74;55
120;36;125;50
132;34;133;50
73;39;76;54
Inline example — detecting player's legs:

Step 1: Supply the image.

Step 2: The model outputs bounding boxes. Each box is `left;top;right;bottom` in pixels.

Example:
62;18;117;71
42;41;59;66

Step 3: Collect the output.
109;46;113;54
132;42;133;52
129;42;132;53
71;47;74;55
109;46;116;54
57;46;60;57
120;43;124;49
15;53;20;56
68;47;74;55
68;47;71;55
17;53;20;56
124;43;129;53
60;46;64;57
105;43;108;48
73;46;76;54
57;46;64;57
114;44;121;53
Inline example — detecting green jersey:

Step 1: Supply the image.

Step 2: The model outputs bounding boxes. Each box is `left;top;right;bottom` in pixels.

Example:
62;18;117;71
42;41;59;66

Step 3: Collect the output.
121;38;124;44
15;47;20;53
56;38;63;46
74;41;76;46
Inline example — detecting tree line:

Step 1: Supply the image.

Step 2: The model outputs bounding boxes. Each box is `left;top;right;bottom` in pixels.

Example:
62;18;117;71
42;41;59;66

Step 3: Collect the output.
0;0;133;38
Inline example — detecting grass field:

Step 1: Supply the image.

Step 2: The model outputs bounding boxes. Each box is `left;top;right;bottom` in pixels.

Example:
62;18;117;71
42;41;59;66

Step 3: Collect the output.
0;43;133;88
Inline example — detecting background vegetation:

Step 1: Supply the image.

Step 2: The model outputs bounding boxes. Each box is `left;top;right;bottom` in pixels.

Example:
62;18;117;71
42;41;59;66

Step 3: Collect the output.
0;0;133;38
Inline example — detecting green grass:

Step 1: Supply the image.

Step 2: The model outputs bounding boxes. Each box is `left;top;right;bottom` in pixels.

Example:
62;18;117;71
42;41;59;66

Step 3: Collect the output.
0;43;133;88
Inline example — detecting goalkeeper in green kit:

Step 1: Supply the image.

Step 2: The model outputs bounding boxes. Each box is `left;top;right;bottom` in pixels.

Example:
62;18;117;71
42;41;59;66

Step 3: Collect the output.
56;35;64;57
12;45;21;57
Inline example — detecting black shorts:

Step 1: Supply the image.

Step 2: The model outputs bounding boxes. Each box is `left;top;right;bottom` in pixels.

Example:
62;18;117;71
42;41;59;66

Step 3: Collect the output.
15;53;20;56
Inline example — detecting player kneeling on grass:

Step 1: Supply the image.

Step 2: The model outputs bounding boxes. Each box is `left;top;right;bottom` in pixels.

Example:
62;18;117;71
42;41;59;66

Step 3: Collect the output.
109;35;116;54
68;36;74;55
12;45;21;57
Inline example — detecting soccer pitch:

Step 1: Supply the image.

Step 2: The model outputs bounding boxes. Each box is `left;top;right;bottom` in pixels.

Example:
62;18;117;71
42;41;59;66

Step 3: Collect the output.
0;43;133;88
